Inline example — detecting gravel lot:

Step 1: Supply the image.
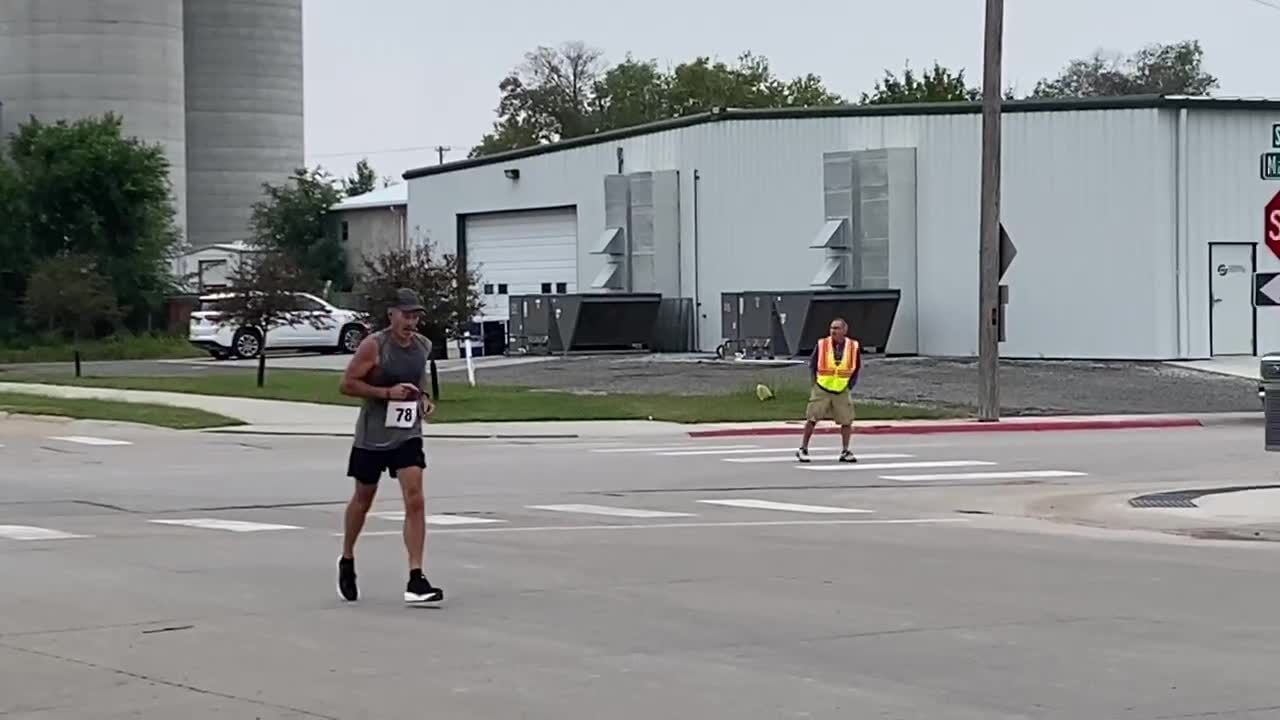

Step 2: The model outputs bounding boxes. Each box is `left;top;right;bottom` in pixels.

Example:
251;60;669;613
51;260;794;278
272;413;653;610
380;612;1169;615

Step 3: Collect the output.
473;354;1261;416
0;353;1261;416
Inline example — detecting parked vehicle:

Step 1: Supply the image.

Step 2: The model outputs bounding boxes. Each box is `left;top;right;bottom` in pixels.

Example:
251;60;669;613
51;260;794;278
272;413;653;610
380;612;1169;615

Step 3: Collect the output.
189;292;370;360
1261;353;1280;407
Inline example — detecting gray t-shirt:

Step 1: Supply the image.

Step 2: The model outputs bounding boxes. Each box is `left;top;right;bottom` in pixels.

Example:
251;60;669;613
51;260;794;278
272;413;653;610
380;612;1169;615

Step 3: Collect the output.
352;329;431;451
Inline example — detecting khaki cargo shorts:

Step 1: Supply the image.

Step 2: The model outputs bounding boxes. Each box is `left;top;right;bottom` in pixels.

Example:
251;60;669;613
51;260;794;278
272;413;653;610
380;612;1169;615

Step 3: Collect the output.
805;385;855;426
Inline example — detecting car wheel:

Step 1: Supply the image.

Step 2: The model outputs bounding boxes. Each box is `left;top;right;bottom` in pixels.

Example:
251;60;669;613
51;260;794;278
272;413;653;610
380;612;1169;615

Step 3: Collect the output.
231;329;262;359
339;324;366;354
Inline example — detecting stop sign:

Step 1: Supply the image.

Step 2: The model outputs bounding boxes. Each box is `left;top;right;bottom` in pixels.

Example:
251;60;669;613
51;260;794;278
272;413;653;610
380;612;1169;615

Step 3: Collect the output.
1268;191;1280;260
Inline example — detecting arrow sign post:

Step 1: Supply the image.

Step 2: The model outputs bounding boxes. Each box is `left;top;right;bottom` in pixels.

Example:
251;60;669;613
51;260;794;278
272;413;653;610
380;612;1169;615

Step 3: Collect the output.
996;223;1016;342
999;222;1016;279
1257;272;1280;306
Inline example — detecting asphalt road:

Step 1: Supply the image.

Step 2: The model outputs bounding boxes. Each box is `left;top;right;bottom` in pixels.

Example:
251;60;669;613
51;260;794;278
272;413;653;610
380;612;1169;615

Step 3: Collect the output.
0;352;1261;416
3;419;1279;719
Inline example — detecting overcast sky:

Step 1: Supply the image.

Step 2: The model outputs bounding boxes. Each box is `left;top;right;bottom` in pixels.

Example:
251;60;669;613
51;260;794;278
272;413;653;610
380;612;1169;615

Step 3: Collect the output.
301;0;1280;181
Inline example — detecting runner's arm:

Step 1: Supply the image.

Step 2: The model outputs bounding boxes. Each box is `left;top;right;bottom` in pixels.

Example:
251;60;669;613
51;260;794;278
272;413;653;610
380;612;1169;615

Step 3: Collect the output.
340;337;391;400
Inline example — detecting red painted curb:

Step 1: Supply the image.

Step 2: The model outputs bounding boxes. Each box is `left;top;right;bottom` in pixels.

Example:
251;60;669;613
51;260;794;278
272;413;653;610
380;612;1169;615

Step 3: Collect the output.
687;417;1204;438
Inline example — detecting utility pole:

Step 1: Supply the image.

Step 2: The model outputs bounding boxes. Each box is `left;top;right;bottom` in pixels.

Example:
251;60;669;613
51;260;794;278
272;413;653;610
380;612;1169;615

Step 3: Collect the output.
977;0;1004;422
434;145;451;165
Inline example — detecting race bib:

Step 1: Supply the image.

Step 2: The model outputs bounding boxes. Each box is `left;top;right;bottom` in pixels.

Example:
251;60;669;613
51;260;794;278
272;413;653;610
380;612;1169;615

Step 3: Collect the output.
384;400;418;429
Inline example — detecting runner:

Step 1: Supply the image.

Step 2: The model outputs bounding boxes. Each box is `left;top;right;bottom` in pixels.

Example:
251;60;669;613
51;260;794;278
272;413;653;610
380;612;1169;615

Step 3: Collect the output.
336;288;443;606
795;317;861;464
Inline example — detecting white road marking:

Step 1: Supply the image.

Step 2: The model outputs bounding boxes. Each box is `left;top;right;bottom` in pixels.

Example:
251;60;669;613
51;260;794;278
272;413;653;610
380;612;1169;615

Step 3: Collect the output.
528;504;697;518
333;517;969;537
48;436;132;446
148;519;301;533
724;453;914;464
0;525;90;541
591;444;757;454
801;460;998;472
881;470;1088;482
698;499;874;514
371;511;506;525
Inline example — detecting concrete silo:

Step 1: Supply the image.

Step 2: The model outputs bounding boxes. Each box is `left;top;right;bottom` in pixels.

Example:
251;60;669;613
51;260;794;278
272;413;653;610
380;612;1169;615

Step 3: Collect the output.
0;0;187;230
182;0;304;249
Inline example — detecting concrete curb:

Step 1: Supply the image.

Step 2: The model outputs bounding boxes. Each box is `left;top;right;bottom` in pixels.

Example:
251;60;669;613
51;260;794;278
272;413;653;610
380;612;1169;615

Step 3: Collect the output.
687;416;1205;438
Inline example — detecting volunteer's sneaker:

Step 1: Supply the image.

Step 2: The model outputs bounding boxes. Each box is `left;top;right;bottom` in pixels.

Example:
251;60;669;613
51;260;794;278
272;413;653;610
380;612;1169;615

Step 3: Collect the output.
838;450;857;463
795;447;811;463
404;571;443;605
338;557;358;602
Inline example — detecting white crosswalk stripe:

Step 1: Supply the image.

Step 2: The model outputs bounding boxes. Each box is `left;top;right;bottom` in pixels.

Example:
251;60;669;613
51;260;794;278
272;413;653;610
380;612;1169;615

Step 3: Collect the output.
528;504;697;518
725;453;913;464
48;436;132;446
881;470;1088;482
698;499;873;514
0;525;90;540
149;519;301;533
591;445;757;454
371;511;506;525
658;447;804;457
801;460;997;472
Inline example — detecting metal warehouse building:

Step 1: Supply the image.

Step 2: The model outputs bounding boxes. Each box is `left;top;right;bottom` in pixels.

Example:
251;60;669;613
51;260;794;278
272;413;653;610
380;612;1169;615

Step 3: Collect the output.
404;96;1280;360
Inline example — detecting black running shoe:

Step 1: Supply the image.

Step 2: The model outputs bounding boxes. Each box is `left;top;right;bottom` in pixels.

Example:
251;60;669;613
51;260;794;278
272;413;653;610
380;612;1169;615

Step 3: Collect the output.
338;557;358;602
839;450;857;463
404;572;443;605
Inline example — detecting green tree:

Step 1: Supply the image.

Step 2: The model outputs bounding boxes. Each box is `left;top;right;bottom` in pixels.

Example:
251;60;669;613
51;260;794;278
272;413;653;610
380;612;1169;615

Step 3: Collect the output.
343;158;379;197
359;239;483;353
591;57;672;131
665;52;842;116
219;251;328;387
23;254;122;343
248;166;347;290
1031;40;1218;98
470;44;843;157
5;114;179;332
860;61;980;104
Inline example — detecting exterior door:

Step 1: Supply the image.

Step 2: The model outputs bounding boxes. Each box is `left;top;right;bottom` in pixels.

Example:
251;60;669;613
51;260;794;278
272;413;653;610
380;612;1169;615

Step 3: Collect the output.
1209;243;1256;356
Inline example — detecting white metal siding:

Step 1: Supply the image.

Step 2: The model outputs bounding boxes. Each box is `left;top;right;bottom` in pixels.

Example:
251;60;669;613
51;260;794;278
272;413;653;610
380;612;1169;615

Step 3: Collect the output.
465;208;577;321
1185;109;1280;357
409;108;1177;358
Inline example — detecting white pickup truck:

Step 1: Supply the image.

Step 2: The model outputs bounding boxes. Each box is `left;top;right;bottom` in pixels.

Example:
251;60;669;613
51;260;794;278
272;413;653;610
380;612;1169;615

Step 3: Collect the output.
188;292;370;360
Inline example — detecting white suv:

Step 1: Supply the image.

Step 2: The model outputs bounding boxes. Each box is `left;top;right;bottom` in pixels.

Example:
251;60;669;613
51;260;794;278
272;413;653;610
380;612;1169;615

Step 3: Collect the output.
189;292;370;360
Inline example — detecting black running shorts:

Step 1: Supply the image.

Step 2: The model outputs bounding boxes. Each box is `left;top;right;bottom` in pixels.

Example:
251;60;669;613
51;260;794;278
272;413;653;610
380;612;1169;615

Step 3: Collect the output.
347;437;426;485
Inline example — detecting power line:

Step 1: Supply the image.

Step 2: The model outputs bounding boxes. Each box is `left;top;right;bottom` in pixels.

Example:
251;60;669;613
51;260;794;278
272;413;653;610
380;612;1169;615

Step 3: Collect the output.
308;143;467;159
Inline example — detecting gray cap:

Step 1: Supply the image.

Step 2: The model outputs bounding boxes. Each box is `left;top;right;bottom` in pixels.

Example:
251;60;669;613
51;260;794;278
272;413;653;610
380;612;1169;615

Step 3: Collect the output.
390;287;424;312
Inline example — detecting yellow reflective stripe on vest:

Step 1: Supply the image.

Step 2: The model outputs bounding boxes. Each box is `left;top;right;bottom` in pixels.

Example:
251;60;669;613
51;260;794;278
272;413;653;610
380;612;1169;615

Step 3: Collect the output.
815;337;857;392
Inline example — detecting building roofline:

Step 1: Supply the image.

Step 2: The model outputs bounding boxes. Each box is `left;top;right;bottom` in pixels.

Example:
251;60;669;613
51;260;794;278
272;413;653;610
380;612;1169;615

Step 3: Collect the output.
403;94;1280;180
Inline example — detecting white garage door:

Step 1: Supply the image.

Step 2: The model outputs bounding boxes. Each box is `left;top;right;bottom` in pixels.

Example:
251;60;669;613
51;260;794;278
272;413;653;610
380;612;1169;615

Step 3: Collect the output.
465;207;578;321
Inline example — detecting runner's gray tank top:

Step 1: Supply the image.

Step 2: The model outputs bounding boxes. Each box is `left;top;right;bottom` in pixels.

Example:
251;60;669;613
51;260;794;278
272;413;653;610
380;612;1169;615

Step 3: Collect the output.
352;330;431;451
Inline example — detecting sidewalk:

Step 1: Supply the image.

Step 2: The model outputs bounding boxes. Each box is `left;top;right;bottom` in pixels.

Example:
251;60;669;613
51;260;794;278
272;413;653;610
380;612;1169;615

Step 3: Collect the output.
0;381;1258;440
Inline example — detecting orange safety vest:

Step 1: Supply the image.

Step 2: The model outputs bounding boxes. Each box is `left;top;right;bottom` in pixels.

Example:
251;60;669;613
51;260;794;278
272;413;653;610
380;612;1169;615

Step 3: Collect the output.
815;336;858;393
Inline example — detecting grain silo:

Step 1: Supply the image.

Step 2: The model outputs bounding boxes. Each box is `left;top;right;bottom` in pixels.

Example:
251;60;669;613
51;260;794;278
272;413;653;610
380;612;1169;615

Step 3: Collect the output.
0;0;188;231
182;0;304;249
